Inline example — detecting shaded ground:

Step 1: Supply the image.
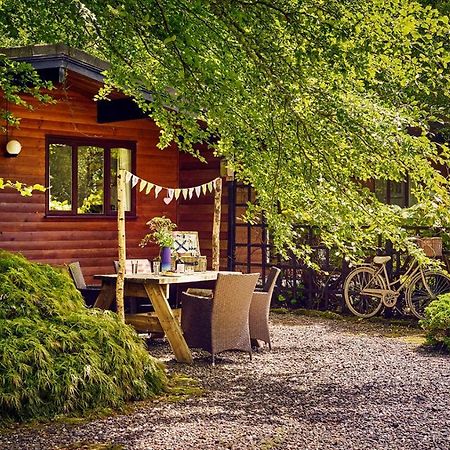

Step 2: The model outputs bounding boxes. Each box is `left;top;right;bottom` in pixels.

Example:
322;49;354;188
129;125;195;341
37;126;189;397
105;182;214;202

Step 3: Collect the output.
1;313;449;450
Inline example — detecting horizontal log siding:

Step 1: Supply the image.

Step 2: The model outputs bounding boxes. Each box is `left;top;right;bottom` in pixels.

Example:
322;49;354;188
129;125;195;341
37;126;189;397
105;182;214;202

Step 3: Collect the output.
178;148;228;269
0;85;178;284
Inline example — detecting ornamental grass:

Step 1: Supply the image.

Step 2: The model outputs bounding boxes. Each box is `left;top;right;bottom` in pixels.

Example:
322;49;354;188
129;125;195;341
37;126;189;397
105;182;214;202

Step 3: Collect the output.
0;251;166;423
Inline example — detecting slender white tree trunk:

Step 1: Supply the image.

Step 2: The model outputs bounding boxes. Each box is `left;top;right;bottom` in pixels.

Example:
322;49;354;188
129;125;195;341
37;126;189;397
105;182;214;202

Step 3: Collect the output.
212;178;222;271
116;150;127;322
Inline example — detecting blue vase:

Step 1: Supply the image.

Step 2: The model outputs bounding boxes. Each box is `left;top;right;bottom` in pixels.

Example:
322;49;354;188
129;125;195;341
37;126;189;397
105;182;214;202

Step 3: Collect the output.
160;246;172;272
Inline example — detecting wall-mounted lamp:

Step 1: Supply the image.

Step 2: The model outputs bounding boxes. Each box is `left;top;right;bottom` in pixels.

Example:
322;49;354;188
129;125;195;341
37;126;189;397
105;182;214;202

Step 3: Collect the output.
6;140;22;157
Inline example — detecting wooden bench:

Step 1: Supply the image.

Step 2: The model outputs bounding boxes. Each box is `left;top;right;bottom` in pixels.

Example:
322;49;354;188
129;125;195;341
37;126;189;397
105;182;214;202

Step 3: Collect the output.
125;308;182;334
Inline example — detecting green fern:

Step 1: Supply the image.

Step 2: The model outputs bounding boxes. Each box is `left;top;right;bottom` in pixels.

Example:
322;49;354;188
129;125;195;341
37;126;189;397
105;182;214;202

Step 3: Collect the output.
0;251;166;423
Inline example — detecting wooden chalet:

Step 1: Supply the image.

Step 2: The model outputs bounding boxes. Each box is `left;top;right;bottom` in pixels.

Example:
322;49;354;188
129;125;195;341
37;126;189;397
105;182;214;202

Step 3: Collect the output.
3;45;444;310
0;44;230;284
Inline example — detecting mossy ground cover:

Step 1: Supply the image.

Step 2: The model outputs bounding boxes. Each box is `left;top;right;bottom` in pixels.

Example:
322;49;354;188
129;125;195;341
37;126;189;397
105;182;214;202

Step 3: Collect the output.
271;308;424;340
0;251;167;423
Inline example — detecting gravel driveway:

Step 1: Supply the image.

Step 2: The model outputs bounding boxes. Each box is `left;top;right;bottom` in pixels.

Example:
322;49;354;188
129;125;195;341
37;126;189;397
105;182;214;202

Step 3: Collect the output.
1;313;449;450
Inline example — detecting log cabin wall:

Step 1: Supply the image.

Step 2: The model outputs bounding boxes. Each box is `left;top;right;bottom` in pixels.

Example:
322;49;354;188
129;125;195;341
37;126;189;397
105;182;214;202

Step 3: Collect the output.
178;148;228;269
0;74;179;284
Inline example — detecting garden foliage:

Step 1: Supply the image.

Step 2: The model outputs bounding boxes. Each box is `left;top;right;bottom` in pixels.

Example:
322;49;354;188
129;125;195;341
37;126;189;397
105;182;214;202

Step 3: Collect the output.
421;293;450;351
0;251;166;423
1;1;450;262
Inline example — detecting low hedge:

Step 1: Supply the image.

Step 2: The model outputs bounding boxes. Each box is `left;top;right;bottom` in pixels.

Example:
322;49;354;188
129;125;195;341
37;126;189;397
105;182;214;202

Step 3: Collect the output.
0;251;166;423
421;293;450;351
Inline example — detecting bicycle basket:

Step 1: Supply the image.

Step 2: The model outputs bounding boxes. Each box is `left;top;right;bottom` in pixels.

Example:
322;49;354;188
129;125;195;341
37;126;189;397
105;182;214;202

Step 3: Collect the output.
417;237;442;257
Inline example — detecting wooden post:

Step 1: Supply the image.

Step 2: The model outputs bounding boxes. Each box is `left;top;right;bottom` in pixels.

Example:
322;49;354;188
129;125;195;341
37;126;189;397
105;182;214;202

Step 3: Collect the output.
212;177;222;271
116;151;127;322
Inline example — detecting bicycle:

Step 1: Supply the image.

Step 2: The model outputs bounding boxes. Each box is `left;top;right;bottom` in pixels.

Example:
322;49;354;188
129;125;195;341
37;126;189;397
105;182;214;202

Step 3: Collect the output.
343;238;450;319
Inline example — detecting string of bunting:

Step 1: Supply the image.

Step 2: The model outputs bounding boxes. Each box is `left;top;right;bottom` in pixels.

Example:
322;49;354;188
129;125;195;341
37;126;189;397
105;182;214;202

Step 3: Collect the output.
124;170;220;205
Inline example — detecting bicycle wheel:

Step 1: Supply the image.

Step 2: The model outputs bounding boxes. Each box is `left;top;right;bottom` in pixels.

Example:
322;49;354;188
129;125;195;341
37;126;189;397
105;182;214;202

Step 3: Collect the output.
406;271;450;319
344;266;385;318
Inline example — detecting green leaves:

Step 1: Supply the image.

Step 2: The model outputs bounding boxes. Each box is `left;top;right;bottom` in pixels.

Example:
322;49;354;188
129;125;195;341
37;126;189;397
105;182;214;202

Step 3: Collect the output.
163;35;177;44
0;179;45;197
1;0;450;261
0;251;166;422
421;292;450;350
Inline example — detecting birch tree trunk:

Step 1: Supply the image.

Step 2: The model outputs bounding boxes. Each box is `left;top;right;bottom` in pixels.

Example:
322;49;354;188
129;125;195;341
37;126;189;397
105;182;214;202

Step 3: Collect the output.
212;177;222;271
116;150;127;322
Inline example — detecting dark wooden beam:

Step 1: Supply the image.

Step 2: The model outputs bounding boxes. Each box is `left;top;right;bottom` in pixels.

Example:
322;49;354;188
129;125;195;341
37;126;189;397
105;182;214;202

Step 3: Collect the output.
97;98;149;123
36;67;66;84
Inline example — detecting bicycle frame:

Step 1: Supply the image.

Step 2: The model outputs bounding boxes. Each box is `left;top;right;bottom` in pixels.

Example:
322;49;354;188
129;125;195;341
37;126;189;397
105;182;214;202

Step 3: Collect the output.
361;258;425;298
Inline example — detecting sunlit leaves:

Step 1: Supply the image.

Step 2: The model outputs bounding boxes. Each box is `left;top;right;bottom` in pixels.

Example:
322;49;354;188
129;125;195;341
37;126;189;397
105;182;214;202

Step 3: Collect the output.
1;0;450;262
0;179;45;197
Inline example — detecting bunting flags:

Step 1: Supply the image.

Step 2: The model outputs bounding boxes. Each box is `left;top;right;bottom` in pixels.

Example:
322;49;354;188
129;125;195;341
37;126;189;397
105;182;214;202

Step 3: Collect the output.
139;180;147;192
123;170;221;204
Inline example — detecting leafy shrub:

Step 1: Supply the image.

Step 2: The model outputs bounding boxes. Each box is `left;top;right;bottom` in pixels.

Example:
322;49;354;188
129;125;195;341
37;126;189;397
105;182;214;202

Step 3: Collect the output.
421;293;450;351
0;251;166;423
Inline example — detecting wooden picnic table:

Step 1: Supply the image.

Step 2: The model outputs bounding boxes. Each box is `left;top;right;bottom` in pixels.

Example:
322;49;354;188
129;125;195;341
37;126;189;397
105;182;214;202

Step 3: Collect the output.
93;271;233;364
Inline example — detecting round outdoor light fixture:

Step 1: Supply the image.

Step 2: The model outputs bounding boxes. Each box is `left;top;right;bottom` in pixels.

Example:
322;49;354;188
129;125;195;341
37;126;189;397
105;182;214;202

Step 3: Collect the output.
6;140;22;157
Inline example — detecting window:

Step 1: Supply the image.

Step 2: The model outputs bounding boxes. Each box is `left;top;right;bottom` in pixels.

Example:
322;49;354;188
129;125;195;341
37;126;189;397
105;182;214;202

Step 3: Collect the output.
373;177;417;208
46;137;135;216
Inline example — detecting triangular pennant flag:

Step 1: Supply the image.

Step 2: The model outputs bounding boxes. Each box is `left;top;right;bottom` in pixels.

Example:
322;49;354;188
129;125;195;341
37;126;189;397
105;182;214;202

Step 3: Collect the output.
201;183;207;195
155;186;162;198
145;183;154;195
139;180;147;192
167;188;174;199
195;186;201;197
174;189;181;200
207;181;214;193
131;175;139;188
125;171;133;183
188;188;194;199
182;188;188;200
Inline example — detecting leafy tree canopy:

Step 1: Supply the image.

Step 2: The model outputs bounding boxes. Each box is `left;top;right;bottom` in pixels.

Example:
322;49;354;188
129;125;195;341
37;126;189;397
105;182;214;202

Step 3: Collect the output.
0;53;52;195
1;0;450;261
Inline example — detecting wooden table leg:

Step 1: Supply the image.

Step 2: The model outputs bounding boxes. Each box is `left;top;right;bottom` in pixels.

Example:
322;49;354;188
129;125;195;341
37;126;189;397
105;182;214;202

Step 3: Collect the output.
144;283;193;364
93;282;116;309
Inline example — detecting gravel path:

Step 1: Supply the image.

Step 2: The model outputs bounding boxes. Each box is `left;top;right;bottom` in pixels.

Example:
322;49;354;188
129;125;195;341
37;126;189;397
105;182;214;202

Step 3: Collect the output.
1;314;449;450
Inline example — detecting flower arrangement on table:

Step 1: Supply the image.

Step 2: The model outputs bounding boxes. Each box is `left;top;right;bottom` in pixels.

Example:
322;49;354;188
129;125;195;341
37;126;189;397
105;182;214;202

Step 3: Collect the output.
140;216;177;271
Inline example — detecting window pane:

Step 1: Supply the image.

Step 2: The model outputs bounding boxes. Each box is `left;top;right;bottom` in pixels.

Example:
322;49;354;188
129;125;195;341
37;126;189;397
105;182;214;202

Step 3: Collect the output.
390;181;407;207
77;146;104;214
374;180;387;204
49;144;72;211
110;148;132;212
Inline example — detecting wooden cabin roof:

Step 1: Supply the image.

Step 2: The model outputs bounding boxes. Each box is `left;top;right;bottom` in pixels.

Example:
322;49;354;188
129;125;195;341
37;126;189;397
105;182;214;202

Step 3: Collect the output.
1;44;150;122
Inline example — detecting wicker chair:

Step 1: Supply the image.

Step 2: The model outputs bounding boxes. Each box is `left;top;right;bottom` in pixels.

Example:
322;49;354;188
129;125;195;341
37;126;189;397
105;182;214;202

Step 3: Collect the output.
249;267;281;350
67;261;101;307
181;272;259;365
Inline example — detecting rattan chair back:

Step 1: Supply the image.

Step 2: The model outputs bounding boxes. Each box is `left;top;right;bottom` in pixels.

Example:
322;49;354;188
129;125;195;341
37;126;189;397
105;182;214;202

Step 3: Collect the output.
249;267;281;350
181;272;259;363
68;261;87;289
211;273;259;356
